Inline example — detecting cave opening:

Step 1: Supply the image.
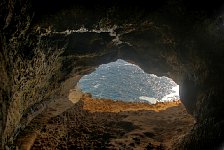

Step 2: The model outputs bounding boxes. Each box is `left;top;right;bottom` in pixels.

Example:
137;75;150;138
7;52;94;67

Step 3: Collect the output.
54;59;196;149
78;59;180;104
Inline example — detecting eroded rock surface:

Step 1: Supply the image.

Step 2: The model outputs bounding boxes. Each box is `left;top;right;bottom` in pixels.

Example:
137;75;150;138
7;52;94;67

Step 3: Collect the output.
16;97;194;150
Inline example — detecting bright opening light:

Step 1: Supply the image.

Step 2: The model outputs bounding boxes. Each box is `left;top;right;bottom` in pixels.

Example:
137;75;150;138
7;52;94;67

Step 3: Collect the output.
78;59;179;104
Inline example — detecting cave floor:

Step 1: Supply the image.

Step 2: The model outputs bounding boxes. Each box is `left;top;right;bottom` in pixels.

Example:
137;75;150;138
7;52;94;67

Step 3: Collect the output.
15;96;194;150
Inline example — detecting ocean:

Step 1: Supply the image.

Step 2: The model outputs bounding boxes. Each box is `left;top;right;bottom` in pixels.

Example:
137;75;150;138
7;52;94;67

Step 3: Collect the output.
78;59;179;104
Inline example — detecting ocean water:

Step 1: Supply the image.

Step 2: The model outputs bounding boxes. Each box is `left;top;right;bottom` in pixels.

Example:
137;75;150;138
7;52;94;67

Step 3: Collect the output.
78;59;179;104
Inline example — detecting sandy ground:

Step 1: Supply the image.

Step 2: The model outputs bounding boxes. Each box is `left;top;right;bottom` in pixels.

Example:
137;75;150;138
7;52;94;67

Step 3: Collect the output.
15;95;195;150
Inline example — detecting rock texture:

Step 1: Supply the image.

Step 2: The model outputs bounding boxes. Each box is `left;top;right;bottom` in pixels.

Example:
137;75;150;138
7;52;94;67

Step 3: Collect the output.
15;96;194;150
1;0;224;149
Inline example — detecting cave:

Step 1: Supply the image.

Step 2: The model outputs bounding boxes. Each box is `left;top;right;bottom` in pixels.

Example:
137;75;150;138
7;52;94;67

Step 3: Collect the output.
1;0;224;149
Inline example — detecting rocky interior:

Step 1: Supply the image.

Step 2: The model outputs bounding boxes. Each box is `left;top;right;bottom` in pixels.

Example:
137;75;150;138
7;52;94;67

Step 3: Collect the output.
1;0;224;149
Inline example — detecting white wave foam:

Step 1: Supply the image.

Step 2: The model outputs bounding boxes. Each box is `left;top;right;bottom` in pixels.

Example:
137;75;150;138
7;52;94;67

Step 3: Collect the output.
161;85;179;101
139;96;157;104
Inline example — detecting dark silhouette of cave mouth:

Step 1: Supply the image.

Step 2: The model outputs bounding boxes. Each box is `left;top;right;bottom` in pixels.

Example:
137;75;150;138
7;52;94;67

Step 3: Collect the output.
78;59;180;104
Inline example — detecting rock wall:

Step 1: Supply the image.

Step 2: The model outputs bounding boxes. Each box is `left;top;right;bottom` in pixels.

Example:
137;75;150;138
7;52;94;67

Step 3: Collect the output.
0;0;66;147
1;0;224;149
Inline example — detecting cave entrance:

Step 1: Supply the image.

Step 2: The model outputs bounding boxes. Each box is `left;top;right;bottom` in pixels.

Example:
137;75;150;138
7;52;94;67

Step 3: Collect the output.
28;60;195;149
78;59;180;104
66;59;194;149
